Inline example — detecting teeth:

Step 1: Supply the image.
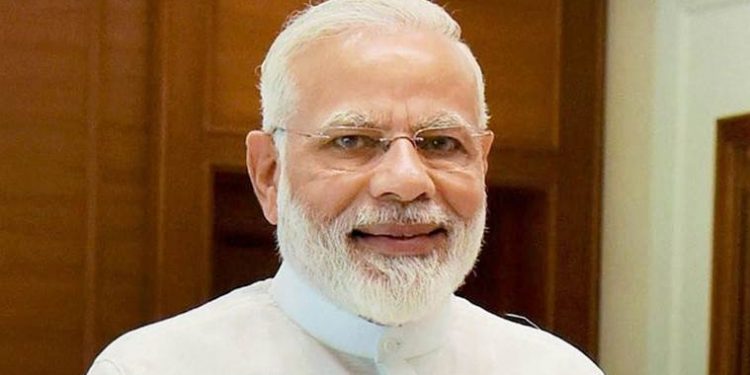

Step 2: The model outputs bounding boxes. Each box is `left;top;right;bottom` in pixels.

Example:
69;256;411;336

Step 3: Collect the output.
382;233;426;239
352;226;446;238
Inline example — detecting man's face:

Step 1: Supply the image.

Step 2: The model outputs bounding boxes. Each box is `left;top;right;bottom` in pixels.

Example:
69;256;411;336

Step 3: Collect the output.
255;28;492;324
285;28;489;241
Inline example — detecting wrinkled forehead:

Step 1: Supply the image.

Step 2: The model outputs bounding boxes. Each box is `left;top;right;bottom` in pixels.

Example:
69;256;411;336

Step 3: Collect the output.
286;27;481;132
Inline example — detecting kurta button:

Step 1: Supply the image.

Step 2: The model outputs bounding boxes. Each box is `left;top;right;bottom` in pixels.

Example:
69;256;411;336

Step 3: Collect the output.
382;338;402;353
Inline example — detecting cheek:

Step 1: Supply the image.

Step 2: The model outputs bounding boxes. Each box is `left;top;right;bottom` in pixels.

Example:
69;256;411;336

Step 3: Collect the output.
432;171;486;220
285;161;369;220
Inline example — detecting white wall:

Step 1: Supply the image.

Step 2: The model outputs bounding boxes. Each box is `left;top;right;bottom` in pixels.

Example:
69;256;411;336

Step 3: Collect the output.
601;0;750;374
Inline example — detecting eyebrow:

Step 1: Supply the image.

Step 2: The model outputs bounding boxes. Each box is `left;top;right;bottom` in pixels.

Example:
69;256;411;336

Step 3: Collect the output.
319;110;470;131
415;112;470;130
320;110;377;129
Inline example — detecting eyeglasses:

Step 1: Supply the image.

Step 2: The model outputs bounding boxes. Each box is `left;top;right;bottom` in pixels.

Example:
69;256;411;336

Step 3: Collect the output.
270;125;492;172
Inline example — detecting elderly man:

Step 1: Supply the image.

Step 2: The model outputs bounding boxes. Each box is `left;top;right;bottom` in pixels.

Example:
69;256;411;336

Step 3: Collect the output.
87;0;603;374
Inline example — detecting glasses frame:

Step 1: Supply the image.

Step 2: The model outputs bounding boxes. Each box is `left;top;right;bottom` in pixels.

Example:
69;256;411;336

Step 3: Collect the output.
270;125;493;153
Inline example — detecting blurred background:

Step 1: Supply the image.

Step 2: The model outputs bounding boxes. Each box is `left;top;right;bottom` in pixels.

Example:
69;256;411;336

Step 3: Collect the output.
1;1;749;375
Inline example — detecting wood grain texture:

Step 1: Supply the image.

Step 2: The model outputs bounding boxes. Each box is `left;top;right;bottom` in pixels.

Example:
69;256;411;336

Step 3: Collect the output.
82;0;103;365
206;0;303;133
0;0;153;374
91;0;153;360
448;0;562;151
0;2;89;374
151;0;213;318
550;0;605;352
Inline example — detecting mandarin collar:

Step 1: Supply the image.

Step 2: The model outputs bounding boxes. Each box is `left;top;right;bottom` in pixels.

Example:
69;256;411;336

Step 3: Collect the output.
270;262;451;367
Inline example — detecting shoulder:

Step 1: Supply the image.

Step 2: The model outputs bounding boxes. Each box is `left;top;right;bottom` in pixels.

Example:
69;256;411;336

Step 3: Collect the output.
106;279;276;347
449;296;603;375
89;279;287;374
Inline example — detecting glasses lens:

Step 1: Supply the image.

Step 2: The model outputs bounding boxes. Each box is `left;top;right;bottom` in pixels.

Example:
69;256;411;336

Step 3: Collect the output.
415;127;481;168
316;127;384;170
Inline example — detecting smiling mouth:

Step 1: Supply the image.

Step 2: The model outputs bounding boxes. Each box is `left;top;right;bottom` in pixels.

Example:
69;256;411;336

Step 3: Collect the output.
349;224;448;256
351;227;447;240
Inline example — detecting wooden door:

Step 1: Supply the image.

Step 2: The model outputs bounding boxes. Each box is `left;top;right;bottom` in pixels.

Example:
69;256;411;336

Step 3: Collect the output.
711;113;750;375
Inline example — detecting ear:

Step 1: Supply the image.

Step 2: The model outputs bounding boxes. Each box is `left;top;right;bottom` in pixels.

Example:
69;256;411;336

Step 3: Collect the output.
480;131;494;175
246;130;279;225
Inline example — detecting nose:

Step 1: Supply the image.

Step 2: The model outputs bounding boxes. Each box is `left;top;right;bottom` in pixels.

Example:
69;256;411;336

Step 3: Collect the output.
368;138;436;202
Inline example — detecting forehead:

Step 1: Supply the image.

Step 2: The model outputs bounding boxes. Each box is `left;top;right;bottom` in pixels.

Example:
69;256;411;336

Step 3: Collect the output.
287;28;480;131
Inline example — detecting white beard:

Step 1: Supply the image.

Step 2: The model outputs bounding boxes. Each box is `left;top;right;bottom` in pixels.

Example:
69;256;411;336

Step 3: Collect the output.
275;174;487;325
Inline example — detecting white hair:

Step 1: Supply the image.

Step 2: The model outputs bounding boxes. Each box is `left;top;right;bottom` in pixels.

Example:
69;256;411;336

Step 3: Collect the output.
259;0;489;147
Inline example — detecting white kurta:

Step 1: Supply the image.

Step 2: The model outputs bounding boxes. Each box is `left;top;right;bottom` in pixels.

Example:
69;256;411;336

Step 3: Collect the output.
87;263;603;375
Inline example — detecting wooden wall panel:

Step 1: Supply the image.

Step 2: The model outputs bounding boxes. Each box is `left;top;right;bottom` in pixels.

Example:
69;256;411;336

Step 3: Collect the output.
92;0;153;358
0;0;153;374
450;0;561;151
151;0;213;318
209;0;304;132
0;2;90;374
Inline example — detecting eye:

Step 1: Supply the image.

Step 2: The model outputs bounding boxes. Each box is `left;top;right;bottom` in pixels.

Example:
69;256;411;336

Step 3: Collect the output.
418;135;463;153
330;134;378;150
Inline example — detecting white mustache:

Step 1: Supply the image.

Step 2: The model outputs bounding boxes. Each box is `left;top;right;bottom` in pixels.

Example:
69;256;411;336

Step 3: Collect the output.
350;202;452;228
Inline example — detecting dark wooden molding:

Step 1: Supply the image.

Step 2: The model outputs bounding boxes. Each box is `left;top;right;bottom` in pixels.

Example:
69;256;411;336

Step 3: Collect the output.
710;113;750;375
